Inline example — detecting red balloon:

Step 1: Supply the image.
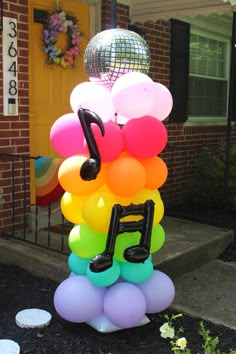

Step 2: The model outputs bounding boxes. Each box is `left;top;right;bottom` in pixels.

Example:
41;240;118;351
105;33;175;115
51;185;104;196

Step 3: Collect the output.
85;121;124;162
122;116;168;158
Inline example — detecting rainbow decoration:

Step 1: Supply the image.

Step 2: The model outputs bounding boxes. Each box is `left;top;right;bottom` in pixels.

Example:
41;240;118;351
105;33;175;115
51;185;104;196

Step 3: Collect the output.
34;156;64;206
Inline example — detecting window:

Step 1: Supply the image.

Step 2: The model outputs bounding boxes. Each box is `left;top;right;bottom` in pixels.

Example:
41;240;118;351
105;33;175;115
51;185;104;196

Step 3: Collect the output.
188;33;229;118
169;15;234;124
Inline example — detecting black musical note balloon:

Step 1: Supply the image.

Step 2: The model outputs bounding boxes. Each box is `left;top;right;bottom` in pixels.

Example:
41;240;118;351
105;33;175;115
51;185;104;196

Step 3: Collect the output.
77;108;105;181
90;199;155;272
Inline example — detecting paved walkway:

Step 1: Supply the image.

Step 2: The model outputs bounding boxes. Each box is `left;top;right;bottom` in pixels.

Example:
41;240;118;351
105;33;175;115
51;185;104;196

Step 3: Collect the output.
172;260;236;330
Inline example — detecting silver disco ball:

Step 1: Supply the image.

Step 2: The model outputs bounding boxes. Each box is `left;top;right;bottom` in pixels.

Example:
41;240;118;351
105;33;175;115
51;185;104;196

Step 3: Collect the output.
84;28;151;89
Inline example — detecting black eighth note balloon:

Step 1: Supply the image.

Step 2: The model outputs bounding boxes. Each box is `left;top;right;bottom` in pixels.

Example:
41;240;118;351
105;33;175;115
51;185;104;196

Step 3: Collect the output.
90;199;155;273
77;108;105;181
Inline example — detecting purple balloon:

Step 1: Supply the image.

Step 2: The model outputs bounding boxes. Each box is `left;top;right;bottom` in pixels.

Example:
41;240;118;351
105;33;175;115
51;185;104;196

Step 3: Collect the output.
54;275;106;323
137;270;175;313
104;282;146;328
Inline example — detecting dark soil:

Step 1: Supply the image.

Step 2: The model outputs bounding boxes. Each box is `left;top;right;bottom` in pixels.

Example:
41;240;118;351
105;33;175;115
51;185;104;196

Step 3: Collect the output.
0;233;236;354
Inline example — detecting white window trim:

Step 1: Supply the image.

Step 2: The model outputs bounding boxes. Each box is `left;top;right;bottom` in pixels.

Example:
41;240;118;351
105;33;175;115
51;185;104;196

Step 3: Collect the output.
183;15;232;126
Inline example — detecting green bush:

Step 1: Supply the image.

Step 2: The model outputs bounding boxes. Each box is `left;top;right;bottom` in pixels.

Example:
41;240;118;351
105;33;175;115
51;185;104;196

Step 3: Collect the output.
188;144;236;211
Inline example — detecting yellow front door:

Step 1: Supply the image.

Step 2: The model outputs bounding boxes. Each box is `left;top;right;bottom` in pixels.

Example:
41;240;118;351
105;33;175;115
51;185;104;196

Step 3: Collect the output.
29;0;91;202
29;0;90;158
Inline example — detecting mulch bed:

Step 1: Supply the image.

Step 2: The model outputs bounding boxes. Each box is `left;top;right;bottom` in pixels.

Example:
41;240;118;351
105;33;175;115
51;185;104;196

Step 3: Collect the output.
0;242;236;354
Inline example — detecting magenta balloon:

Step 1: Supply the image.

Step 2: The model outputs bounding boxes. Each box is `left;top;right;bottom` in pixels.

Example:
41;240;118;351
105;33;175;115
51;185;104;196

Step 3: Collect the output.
54;276;106;323
137;270;175;313
84;121;124;162
111;72;156;118
122;116;168;158
50;113;86;157
70;82;116;123
148;83;173;121
103;282;146;328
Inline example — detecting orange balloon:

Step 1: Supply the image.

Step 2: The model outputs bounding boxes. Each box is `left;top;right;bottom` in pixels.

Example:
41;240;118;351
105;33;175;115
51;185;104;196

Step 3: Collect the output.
106;156;146;197
58;155;106;195
140;156;168;189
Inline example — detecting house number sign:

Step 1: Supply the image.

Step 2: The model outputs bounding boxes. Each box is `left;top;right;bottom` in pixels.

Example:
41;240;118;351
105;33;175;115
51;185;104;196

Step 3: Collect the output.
2;17;18;116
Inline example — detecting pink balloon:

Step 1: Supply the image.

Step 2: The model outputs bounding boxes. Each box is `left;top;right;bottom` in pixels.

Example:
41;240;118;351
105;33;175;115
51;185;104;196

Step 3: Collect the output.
122;116;168;158
138;270;175;313
50;113;86;157
111;72;156;118
148;83;173;121
54;275;106;323
70;82;116;122
104;282;146;328
84;121;124;162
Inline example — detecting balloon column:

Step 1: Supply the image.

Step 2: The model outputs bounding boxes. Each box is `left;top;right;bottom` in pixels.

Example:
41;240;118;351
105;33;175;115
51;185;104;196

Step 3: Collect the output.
50;28;175;332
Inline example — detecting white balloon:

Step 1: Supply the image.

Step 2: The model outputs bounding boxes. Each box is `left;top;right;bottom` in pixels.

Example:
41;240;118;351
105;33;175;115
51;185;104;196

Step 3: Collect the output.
148;83;173;121
70;82;116;122
111;72;156;118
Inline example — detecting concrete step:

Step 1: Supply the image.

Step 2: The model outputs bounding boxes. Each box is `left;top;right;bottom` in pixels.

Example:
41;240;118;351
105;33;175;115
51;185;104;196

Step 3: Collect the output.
171;260;236;330
152;216;234;279
28;204;65;232
0;216;234;283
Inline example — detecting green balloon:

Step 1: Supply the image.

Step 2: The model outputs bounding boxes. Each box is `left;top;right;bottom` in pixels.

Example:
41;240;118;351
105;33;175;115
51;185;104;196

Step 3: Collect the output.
114;231;140;262
150;224;165;254
68;224;107;258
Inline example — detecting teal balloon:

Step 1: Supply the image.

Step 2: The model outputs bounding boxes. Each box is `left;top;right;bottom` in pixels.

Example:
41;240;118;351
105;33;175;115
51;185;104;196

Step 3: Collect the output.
120;256;153;284
68;252;90;275
87;259;120;287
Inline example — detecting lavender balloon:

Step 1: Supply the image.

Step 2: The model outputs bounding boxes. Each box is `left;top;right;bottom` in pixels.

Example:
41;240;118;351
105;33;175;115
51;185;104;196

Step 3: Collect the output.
104;282;146;328
138;270;175;313
54;275;106;323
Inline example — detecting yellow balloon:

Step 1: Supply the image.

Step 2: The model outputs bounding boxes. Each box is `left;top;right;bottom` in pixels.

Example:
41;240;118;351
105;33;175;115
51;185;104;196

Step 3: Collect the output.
82;190;118;233
132;189;160;204
61;192;87;225
132;189;164;225
116;189;163;224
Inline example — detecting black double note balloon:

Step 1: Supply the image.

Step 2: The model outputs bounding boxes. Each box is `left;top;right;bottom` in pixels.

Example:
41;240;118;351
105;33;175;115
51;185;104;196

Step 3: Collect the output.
90;199;155;273
77;108;105;181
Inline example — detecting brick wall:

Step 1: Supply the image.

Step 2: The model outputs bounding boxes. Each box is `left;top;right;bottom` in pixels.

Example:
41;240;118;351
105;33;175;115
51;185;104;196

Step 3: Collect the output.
101;1;236;208
101;0;130;30
0;0;30;232
161;125;236;206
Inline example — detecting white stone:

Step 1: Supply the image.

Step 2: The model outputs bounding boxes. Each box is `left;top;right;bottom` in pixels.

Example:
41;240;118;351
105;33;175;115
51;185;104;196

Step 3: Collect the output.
87;313;150;333
15;308;52;329
0;339;20;354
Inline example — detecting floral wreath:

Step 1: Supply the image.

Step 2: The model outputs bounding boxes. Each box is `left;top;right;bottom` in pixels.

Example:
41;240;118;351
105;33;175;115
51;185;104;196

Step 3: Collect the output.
43;6;82;68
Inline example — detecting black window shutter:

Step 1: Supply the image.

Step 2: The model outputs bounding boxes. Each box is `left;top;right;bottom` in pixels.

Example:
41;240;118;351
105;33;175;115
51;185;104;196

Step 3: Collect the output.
169;19;190;123
229;12;236;122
